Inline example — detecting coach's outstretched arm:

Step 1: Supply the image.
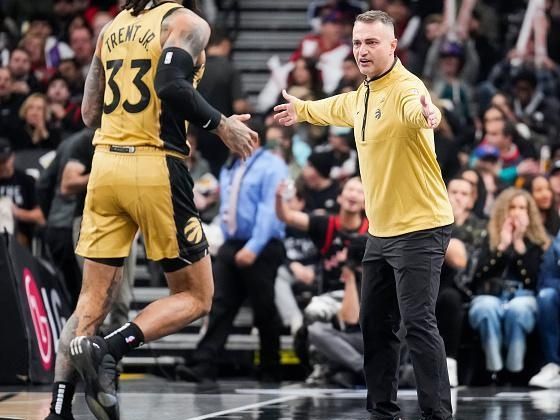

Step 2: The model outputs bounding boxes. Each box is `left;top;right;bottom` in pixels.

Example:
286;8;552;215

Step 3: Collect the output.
156;9;257;159
398;82;442;129
274;89;357;128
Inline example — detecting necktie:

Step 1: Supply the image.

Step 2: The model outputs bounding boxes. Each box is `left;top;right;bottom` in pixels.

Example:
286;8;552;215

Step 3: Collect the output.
227;161;246;236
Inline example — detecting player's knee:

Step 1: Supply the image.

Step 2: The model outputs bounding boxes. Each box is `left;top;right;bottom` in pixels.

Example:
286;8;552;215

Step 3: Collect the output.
161;254;213;316
183;281;212;318
199;290;213;316
171;288;212;322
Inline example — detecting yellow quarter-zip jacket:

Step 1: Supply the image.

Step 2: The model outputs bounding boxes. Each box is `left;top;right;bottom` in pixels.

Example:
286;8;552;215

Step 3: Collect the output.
294;59;454;237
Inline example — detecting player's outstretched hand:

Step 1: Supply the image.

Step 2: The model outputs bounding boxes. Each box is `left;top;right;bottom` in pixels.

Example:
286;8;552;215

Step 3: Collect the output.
420;95;439;129
218;114;259;160
273;90;299;126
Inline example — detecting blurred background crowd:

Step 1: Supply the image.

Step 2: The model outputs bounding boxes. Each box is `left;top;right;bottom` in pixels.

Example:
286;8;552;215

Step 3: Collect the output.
2;0;560;393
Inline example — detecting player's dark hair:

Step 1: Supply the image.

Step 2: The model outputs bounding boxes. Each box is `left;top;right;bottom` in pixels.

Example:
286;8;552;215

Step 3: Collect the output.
124;0;199;16
123;0;151;16
182;0;199;12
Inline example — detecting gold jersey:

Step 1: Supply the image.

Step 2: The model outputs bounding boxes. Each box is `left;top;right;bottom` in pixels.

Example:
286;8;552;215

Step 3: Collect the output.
294;59;454;237
94;1;204;155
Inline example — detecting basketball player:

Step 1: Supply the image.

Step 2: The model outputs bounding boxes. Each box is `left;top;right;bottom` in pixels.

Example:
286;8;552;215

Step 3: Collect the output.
44;1;258;420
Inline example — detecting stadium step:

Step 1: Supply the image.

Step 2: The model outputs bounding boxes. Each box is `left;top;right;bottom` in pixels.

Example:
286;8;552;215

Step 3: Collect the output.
233;30;308;52
123;286;296;373
232;51;292;71
224;0;315;105
237;0;312;11
225;11;311;30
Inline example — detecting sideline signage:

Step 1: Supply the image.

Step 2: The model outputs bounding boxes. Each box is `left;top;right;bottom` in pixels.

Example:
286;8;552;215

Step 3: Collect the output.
0;235;71;384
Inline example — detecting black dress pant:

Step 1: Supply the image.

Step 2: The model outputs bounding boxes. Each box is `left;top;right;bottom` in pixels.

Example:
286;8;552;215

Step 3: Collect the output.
192;239;284;377
360;225;453;420
436;286;464;360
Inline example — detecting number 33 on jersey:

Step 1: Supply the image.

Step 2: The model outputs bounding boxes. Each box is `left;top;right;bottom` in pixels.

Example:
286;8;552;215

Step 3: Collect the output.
95;2;204;156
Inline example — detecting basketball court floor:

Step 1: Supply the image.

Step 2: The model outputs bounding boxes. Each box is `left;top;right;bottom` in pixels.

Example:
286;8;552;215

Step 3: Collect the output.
1;376;559;420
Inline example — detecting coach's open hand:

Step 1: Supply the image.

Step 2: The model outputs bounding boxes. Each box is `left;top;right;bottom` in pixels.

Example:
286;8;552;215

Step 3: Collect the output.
420;95;439;129
273;90;298;126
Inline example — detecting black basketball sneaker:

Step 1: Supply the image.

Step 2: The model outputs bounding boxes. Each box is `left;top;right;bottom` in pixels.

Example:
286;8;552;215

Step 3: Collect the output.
69;336;119;420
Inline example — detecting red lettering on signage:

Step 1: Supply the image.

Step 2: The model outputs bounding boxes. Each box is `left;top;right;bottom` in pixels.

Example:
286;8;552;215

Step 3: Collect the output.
23;268;52;371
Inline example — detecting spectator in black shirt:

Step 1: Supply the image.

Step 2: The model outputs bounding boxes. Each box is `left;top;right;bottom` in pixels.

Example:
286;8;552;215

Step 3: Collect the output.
461;168;489;219
60;128;93;239
69;25;94;79
315;126;358;182
46;75;83;135
39;129;93;308
511;69;560;149
468;9;500;83
8;47;42;95
301;151;341;214
14;93;61;151
448;177;488;250
57;58;85;102
334;54;364;93
276;176;367;294
0;138;44;247
433;107;461;183
438;177;488;387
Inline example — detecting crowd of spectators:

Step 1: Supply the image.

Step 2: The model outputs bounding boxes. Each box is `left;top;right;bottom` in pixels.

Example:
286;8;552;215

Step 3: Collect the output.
194;0;560;390
2;0;560;392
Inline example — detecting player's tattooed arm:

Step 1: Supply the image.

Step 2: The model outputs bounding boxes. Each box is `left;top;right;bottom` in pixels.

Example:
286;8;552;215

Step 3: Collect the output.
82;56;105;128
82;22;111;128
161;8;210;63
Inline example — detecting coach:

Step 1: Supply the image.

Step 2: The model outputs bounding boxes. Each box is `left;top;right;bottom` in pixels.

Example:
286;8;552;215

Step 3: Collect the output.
274;10;454;420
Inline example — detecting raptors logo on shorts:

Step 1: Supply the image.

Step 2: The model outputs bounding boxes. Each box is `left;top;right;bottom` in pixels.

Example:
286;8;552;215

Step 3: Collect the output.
184;217;203;244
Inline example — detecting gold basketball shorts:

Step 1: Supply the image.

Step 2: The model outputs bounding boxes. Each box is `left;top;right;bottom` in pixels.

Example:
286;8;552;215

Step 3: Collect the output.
76;145;208;264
